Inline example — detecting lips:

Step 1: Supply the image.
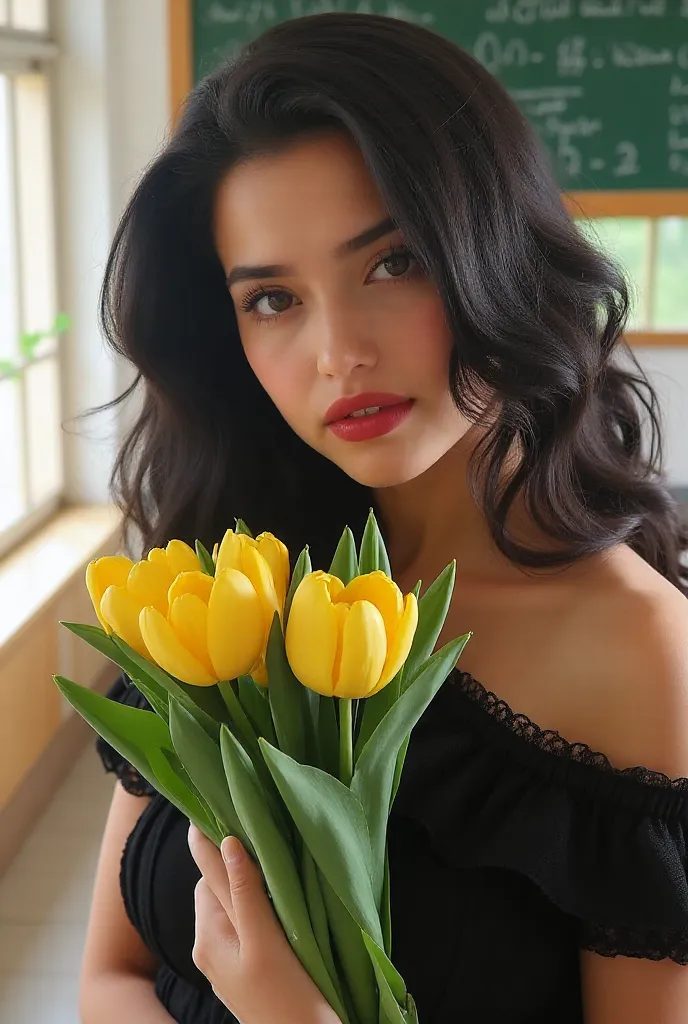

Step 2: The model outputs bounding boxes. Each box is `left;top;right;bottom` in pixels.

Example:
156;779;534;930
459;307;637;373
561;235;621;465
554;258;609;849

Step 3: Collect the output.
324;392;411;425
324;393;414;443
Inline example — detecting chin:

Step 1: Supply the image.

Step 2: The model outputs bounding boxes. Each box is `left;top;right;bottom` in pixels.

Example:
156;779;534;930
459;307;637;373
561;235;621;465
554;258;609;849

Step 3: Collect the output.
337;454;430;490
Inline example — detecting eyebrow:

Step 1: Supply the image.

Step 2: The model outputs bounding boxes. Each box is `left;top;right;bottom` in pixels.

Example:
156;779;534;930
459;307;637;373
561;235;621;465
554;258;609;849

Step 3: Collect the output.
225;216;397;288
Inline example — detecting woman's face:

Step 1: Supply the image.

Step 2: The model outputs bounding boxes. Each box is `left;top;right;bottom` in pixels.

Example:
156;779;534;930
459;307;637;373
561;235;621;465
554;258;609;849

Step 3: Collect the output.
214;131;471;488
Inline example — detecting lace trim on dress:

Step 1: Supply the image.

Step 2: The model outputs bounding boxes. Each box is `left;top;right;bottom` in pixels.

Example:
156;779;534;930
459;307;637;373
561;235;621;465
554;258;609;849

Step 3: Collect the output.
96;735;157;798
582;922;688;966
453;670;688;791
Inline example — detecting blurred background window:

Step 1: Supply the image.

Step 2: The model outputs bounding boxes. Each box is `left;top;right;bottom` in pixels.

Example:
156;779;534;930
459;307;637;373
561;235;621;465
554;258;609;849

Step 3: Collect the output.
577;216;688;334
0;1;62;559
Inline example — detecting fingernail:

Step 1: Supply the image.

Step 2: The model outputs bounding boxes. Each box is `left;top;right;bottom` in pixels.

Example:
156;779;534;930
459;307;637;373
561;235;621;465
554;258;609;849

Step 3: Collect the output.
221;836;244;865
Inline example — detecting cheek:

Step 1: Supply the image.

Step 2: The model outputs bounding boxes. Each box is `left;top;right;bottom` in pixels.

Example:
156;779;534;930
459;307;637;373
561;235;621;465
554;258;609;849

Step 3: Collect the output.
242;339;309;428
393;297;454;386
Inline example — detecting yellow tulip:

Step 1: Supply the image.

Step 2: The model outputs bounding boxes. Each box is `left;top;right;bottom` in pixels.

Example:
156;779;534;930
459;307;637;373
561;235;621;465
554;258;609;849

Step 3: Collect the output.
285;570;418;699
139;568;267;686
215;529;290;682
85;540;201;658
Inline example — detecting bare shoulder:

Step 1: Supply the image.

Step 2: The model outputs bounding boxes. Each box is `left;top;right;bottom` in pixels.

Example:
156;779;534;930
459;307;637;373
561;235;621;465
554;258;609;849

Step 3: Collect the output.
561;545;688;778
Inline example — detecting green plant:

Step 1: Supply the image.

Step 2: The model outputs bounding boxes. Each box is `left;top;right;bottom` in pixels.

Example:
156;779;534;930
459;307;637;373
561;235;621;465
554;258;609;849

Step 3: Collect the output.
0;312;70;381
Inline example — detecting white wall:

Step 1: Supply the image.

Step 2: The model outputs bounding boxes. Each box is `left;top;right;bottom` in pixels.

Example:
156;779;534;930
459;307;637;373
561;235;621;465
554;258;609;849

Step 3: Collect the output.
634;348;688;491
53;0;171;504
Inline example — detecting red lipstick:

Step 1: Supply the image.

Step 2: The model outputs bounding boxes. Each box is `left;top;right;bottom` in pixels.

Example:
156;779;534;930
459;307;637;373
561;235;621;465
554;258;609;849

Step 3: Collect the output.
324;392;414;442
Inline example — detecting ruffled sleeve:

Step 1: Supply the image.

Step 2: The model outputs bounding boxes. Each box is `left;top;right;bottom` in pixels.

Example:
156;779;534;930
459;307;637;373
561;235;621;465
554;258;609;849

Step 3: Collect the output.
395;670;688;965
96;675;157;798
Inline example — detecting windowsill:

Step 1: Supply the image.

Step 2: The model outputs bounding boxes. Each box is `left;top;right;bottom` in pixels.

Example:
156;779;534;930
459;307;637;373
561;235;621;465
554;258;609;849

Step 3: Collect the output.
0;504;122;653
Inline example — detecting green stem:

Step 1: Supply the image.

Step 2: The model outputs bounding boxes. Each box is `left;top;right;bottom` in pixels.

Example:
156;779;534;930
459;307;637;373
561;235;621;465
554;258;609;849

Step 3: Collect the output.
339;698;353;787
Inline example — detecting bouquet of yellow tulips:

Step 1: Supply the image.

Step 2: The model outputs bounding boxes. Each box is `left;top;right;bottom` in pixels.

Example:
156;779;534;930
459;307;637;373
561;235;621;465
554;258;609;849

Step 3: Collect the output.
55;512;470;1024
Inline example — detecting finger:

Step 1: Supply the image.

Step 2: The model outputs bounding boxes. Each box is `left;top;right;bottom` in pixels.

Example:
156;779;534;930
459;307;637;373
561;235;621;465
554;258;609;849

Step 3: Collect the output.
193;877;239;963
188;824;236;925
220;836;280;948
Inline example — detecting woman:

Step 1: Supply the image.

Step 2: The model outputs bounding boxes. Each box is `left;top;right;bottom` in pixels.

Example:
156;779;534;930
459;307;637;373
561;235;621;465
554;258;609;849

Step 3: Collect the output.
79;13;688;1024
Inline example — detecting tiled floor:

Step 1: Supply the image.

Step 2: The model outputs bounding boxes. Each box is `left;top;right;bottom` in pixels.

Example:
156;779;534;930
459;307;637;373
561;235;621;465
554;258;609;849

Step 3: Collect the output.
0;744;114;1023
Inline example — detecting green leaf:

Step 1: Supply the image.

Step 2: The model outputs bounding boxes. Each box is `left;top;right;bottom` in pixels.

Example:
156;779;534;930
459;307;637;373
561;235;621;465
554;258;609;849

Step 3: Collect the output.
358;510;392;578
19;331;42;358
358;509;380;574
217;680;287;827
168;698;252;850
52;311;71;333
110;635;223;738
301;686;321;768
320;872;378;1024
400;562;457;692
195;540;215;576
54;676;221;843
217;681;261;762
59;621;224;736
361;932;410;1024
381;851;392;958
0;359;19;379
352;636;470;902
354;669;401;760
390;733;410;807
285;545;311;621
316;695;340;777
329;527;358;585
266;615;305;763
238;675;276;745
235;518;254;538
220;728;349;1023
301;849;346;1015
260;740;383;947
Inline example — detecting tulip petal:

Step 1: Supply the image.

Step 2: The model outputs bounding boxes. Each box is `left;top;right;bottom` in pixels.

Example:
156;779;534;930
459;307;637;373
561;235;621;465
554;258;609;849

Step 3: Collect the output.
207;569;265;681
370;591;419;695
139;606;216;686
255;532;290;610
339;571;403;637
165;539;201;577
285;572;339;697
169;593;214;675
241;545;281;630
335;599;387;699
146;547;172;571
250;657;268;687
100;584;149;658
85;556;133;631
127;559;173;615
215;529;242;576
167;570;213;608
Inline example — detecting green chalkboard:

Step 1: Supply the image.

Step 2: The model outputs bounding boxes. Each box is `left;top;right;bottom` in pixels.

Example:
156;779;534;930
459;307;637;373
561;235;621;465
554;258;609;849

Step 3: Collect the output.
193;1;688;191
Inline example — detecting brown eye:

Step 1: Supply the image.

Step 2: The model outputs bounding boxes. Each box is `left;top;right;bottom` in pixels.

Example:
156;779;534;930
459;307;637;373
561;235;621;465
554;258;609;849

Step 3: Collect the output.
382;252;411;277
260;292;292;315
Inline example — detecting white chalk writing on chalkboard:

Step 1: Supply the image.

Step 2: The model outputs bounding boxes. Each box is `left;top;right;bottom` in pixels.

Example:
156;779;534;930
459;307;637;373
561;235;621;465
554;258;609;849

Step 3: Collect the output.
613;141;640;176
580;0;666;15
612;43;673;68
203;0;435;24
474;32;545;73
485;1;573;24
557;36;587;75
205;1;275;22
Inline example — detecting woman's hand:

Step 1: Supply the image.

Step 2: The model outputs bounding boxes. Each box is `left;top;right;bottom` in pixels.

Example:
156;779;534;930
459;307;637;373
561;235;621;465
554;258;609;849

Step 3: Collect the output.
188;824;341;1024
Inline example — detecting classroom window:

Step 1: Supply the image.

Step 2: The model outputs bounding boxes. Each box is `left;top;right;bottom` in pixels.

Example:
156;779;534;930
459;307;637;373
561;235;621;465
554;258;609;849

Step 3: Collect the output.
0;16;61;559
577;216;688;334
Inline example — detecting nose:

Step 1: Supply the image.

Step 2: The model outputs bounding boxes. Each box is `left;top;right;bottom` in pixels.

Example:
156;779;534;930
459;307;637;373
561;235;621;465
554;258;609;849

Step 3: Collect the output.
315;304;378;379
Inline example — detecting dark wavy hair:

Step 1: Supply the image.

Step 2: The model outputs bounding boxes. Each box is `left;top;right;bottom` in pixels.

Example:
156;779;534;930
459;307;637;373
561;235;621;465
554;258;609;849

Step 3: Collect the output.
99;12;687;592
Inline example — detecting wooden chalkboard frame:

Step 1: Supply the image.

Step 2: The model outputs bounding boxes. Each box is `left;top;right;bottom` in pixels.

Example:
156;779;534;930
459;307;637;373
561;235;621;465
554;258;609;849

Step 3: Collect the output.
167;0;688;347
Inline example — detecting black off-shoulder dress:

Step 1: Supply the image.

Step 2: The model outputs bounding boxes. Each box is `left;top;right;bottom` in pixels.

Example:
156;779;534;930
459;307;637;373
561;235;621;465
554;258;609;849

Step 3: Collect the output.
96;671;688;1024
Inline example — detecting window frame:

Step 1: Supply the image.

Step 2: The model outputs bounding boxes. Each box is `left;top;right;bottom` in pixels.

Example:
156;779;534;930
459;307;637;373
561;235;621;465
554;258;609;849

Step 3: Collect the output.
0;9;62;562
